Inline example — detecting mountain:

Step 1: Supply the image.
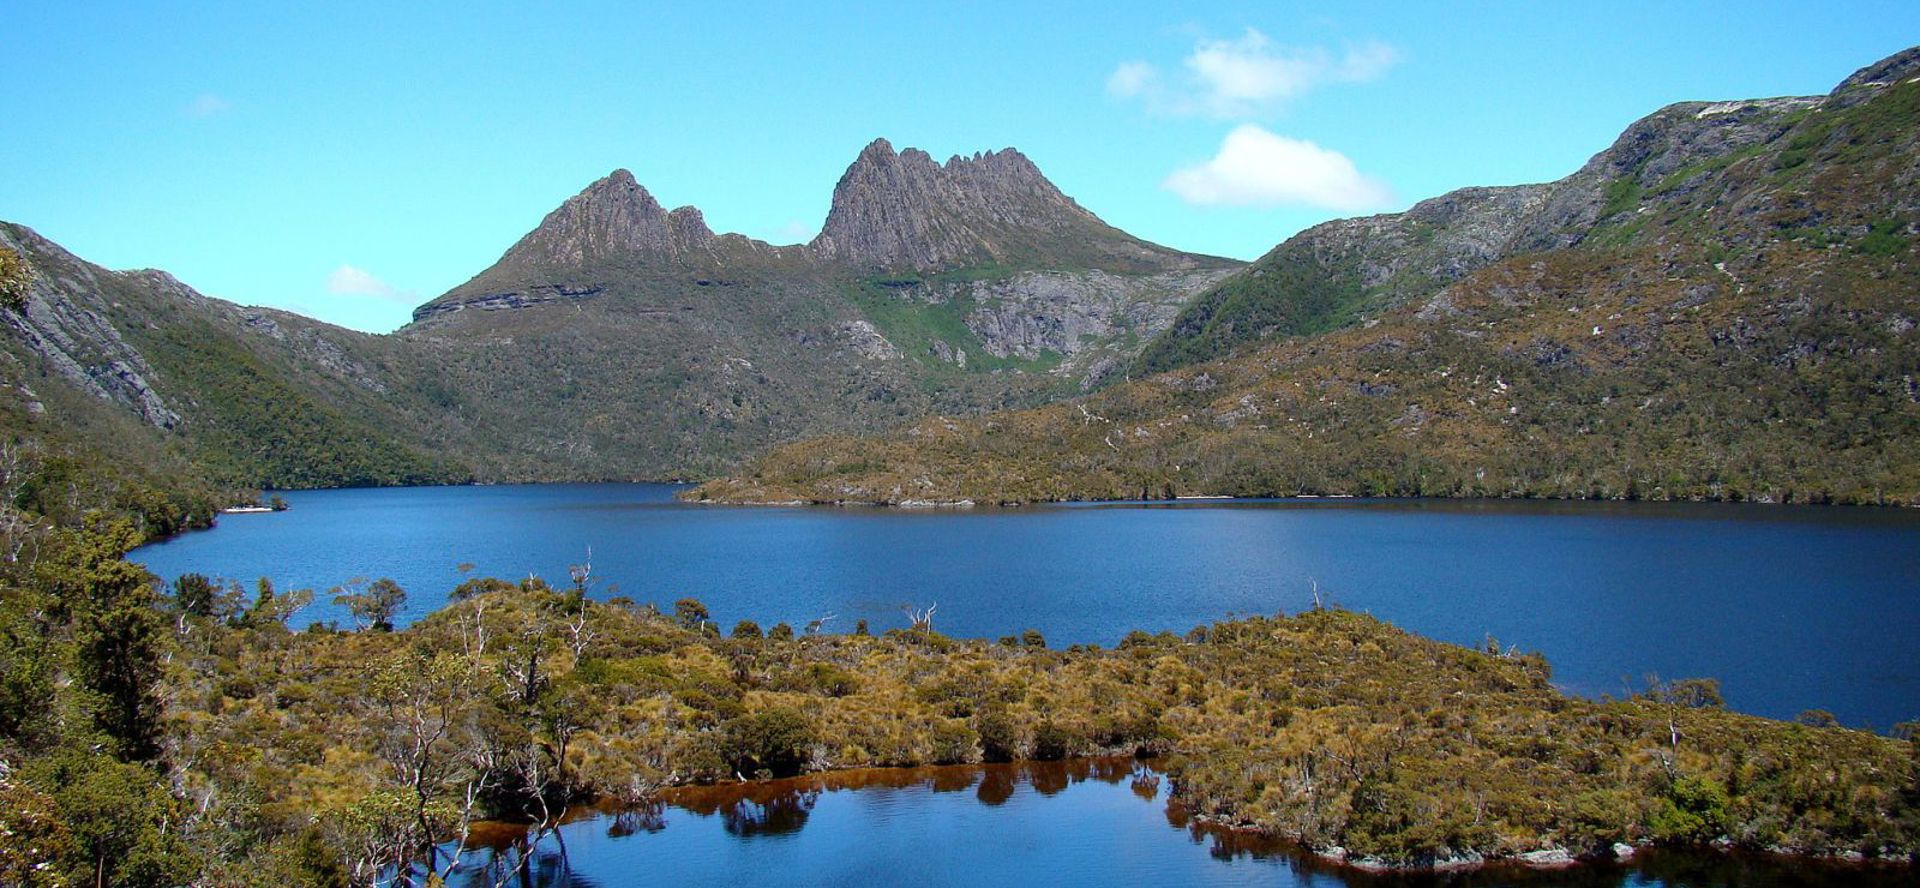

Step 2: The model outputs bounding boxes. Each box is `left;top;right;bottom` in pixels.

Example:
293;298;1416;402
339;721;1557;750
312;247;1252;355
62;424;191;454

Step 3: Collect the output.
0;138;1239;499
398;141;1236;480
693;47;1920;506
811;138;1209;274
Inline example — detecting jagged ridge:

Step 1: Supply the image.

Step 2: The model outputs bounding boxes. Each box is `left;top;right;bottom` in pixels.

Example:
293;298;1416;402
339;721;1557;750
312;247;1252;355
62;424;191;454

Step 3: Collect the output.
810;138;1210;274
697;46;1920;506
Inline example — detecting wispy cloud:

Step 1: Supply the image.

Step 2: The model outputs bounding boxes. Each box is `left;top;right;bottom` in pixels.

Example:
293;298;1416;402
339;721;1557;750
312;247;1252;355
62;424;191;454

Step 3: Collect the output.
325;264;414;302
1109;29;1398;118
185;94;231;118
1163;124;1392;211
1105;61;1158;98
771;220;816;244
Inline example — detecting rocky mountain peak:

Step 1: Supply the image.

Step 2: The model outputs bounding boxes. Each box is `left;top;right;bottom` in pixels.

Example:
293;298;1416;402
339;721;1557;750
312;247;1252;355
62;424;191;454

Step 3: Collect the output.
497;169;716;269
810;138;1197;274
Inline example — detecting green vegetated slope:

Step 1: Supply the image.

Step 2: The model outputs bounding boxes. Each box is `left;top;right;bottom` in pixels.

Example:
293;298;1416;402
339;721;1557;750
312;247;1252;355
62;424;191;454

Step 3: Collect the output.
400;249;1133;482
0;224;467;523
1136;47;1920;376
5;570;1911;883
695;53;1920;506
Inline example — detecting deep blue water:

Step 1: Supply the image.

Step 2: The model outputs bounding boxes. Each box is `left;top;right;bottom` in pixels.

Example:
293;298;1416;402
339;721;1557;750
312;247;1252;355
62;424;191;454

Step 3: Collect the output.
131;483;1920;729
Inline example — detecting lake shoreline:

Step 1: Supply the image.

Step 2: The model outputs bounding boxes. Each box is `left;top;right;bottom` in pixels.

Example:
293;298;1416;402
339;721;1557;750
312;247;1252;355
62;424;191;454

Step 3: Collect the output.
454;755;1918;877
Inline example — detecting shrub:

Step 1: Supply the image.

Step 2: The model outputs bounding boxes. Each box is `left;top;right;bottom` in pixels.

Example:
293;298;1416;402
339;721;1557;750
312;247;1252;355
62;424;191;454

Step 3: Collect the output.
723;708;815;777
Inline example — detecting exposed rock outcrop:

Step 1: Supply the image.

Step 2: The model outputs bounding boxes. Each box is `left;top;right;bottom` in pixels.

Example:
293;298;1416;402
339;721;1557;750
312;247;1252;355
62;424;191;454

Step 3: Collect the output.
500;169;718;268
810;138;1222;274
0;226;182;429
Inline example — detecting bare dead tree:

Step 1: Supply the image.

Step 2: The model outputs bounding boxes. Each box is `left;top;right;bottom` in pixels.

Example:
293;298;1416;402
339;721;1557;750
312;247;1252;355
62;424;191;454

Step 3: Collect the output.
567;546;593;596
902;602;937;633
0;441;44;565
564;608;595;658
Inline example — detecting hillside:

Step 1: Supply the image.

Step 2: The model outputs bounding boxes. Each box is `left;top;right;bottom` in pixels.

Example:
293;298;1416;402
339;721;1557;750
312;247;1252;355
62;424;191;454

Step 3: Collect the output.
0;224;468;519
1132;52;1919;375
693;49;1920;506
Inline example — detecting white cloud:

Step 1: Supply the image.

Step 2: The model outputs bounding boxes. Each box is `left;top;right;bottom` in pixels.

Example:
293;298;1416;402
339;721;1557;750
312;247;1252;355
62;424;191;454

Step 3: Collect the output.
185;94;231;118
1163;124;1392;211
325;265;414;302
1108;29;1398;118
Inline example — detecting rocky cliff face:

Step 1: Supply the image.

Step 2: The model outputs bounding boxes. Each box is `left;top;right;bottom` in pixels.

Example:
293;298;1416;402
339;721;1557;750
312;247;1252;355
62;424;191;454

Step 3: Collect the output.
810;138;1217;274
0;225;184;429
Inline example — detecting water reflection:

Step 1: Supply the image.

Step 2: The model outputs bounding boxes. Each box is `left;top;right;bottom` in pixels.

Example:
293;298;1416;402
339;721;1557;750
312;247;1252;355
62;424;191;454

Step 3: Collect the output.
603;803;666;838
452;826;591;888
438;758;1914;888
673;785;821;838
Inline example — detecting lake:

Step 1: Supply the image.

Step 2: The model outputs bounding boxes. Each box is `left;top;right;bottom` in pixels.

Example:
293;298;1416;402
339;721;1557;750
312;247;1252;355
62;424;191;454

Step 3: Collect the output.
131;483;1920;731
438;758;1906;888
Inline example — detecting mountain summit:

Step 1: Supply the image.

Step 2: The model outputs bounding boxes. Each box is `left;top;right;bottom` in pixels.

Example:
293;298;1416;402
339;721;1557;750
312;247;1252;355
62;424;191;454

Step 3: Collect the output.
496;169;720;269
810;138;1209;274
445;140;1223;286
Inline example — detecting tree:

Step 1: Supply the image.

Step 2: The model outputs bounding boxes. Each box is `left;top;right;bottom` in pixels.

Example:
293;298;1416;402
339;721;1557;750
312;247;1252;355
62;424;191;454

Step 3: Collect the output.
358;653;482;881
241;578;312;631
1795;709;1839;728
78;603;167;760
673;597;710;630
333;578;406;631
902;602;937;633
448;576;513;602
30;752;200;887
172;573;219;618
0;771;75;888
724;707;815;777
36;520;168;760
1643;677;1724;709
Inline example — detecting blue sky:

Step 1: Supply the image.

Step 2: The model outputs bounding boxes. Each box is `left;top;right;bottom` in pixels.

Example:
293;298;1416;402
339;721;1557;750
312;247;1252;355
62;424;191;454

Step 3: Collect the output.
3;2;1916;332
